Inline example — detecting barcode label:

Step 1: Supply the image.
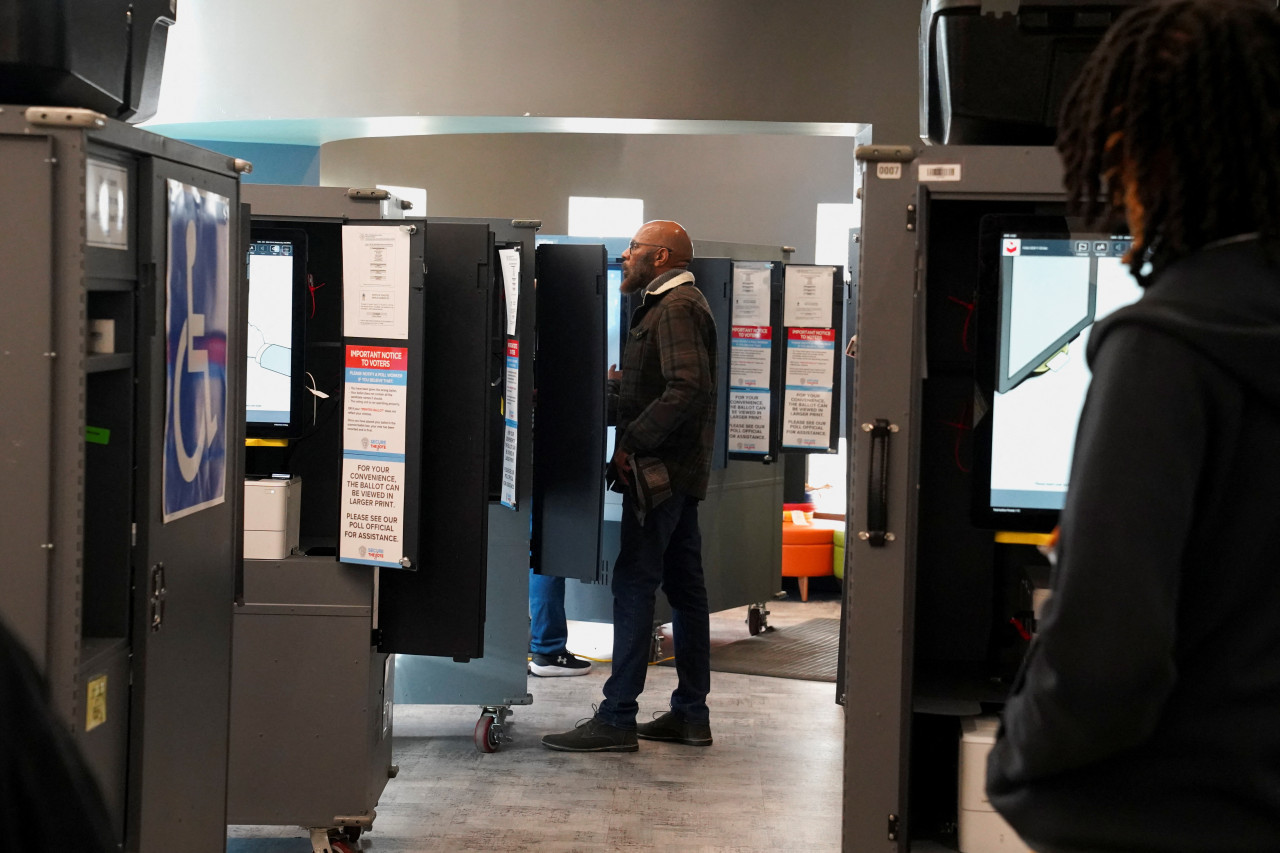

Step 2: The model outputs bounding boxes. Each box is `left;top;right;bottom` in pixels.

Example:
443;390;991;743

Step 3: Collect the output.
919;164;962;182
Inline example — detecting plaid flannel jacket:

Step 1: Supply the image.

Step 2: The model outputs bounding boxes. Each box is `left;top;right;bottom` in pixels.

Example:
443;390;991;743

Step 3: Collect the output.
611;269;718;500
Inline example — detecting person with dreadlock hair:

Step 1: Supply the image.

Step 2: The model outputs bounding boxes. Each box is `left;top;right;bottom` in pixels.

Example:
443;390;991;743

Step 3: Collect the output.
986;1;1280;851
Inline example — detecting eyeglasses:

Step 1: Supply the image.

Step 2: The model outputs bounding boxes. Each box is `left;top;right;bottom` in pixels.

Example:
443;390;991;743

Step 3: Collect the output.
627;240;670;253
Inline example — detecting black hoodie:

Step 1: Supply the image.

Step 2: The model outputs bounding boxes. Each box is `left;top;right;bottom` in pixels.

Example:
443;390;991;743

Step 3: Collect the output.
987;238;1280;853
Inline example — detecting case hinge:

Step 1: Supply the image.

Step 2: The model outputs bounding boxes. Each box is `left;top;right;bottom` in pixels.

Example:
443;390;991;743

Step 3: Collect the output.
148;563;167;632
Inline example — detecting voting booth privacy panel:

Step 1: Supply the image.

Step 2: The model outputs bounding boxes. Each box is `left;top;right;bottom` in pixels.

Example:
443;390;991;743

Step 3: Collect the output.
230;185;537;831
0;107;244;853
842;145;1093;851
535;240;842;627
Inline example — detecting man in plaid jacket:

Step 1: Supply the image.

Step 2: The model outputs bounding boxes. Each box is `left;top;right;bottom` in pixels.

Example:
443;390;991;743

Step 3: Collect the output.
543;220;718;753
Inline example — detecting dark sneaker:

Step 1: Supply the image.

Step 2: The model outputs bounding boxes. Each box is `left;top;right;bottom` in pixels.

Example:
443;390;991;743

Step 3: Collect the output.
635;711;713;746
541;717;638;752
529;650;593;677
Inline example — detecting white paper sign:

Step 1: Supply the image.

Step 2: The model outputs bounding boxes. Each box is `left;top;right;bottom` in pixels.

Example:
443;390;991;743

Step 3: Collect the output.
499;248;521;337
501;339;520;508
339;458;406;567
782;329;836;449
501;424;519;508
782;390;833;449
340;345;409;567
783;265;835;329
732;261;772;327
342;225;411;340
728;388;771;455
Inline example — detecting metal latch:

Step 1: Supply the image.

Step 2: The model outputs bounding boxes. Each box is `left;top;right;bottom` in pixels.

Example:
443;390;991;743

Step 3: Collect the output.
149;563;167;632
854;144;917;164
25;106;107;129
347;187;391;200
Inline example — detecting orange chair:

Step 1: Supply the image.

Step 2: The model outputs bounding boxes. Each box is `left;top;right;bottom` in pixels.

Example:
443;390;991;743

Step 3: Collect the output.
781;521;834;602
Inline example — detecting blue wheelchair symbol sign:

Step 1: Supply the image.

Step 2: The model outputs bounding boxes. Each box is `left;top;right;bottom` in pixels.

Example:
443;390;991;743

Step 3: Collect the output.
163;180;230;522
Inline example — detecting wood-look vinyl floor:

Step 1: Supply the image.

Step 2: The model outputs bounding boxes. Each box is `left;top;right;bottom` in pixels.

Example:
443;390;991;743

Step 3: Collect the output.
228;593;844;853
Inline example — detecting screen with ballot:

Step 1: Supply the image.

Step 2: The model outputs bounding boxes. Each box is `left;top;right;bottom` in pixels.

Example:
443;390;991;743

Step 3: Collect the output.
245;228;307;437
974;218;1143;530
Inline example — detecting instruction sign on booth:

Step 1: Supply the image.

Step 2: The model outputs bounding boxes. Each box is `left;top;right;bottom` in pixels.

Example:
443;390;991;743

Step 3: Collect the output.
339;345;409;567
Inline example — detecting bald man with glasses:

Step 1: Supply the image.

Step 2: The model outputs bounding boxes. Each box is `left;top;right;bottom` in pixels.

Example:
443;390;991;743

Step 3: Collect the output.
543;220;719;753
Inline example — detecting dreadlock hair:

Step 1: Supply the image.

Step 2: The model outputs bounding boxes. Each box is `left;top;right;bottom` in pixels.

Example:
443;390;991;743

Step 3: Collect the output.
1057;0;1280;285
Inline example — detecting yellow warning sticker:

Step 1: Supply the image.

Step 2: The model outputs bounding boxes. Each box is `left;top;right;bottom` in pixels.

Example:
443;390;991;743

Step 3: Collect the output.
86;675;108;732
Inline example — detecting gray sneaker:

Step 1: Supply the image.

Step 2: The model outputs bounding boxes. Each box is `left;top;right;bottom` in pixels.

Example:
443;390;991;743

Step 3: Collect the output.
542;717;638;753
635;711;713;746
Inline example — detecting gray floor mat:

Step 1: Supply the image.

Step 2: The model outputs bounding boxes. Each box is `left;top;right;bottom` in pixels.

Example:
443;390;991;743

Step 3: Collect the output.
704;617;839;683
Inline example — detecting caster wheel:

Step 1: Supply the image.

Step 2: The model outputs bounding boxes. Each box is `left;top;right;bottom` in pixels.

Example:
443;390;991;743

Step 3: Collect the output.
330;841;354;853
747;605;767;636
474;715;501;753
341;826;363;844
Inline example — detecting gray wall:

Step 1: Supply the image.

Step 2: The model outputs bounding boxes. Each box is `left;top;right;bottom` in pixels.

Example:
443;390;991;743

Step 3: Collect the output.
151;1;919;139
321;133;857;262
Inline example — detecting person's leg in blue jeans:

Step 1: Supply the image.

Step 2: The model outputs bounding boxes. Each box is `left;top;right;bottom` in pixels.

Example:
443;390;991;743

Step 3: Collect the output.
529;570;591;676
661;497;711;723
528;570;567;655
595;491;709;729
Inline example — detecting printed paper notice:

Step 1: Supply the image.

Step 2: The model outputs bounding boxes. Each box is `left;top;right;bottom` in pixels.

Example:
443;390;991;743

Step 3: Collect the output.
783;265;835;328
340;345;409;567
785;328;836;390
342;225;410;340
501;338;519;508
729;389;771;455
500;248;520;337
782;328;836;449
730;326;771;388
729;324;772;455
732;261;772;327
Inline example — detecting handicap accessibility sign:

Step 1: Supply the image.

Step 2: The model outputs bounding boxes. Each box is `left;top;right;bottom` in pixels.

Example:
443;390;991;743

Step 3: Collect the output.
163;179;230;522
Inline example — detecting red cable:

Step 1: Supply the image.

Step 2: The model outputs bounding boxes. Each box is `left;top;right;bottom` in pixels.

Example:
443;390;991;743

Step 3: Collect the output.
947;295;975;353
307;273;326;319
941;399;973;474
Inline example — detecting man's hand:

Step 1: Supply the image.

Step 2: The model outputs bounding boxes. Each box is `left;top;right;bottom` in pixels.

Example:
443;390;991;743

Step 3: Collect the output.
612;445;632;486
608;364;622;382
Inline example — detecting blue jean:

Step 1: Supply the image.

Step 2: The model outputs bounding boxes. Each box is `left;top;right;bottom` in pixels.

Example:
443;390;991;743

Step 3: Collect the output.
595;490;711;729
529;570;568;655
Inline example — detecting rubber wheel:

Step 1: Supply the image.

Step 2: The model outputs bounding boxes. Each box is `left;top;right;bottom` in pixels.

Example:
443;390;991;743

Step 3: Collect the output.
340;825;363;844
330;841;353;853
748;606;764;636
474;715;499;753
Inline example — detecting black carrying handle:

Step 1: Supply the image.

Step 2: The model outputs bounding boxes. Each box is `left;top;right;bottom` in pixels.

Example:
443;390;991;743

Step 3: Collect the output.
865;419;893;547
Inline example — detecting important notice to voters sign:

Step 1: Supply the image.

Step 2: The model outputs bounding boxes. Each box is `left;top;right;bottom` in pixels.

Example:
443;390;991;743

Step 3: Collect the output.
728;326;772;455
501;338;519;508
728;261;775;456
782;328;836;450
340;345;408;567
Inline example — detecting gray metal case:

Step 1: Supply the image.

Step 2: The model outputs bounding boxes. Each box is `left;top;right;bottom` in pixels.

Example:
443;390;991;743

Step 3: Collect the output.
0;106;244;853
842;145;1065;851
